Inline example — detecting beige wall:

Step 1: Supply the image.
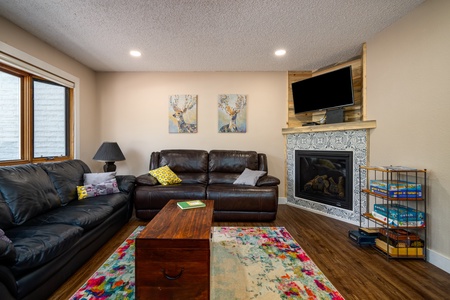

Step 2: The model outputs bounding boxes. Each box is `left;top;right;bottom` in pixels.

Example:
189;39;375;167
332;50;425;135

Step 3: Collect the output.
0;17;98;163
96;72;287;196
2;0;449;271
367;0;450;270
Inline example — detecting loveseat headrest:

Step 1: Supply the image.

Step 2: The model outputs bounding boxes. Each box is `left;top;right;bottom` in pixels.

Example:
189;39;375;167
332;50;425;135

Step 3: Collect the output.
157;150;208;173
209;150;259;173
149;150;209;185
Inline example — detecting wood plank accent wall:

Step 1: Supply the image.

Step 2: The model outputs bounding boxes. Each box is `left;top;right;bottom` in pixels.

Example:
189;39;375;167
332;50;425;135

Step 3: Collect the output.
287;46;365;128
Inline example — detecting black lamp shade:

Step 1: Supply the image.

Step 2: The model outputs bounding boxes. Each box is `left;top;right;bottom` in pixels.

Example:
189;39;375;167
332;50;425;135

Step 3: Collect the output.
93;142;125;172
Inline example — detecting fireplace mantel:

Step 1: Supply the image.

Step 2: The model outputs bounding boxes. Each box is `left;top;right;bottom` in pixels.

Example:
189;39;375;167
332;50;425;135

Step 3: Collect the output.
282;120;376;135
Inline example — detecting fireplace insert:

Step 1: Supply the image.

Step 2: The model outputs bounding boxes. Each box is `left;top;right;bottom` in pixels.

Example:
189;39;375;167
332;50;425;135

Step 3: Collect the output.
295;150;353;210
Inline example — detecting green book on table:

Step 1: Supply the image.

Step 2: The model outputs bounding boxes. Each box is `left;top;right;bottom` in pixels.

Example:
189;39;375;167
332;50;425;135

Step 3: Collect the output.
177;200;206;210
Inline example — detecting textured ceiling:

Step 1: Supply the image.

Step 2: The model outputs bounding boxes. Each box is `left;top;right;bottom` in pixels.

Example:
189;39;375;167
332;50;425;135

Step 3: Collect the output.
0;0;424;72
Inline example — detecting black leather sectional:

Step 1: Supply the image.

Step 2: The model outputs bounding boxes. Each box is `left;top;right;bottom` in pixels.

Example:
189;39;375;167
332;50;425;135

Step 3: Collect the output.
0;160;135;300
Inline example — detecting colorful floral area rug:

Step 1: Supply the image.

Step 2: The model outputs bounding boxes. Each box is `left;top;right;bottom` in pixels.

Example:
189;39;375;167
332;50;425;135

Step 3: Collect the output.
71;226;344;300
212;227;343;300
70;226;143;300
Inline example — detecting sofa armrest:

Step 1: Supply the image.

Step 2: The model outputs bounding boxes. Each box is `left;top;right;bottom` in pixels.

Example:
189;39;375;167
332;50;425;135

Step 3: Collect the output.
256;175;280;186
116;175;136;193
0;265;16;298
135;174;159;186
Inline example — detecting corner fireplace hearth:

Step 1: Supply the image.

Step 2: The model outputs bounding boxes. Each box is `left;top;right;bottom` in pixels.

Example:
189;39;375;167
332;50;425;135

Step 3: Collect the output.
295;150;353;210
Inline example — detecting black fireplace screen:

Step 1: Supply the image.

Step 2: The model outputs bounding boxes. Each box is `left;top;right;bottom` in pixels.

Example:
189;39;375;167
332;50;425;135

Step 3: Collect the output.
295;150;353;210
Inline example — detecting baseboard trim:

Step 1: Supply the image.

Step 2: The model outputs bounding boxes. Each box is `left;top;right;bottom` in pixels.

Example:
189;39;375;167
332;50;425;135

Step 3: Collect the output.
428;249;450;274
278;197;287;204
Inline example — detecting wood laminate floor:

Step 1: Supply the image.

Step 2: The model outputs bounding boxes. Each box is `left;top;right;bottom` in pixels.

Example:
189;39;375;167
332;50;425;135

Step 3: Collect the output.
50;204;450;300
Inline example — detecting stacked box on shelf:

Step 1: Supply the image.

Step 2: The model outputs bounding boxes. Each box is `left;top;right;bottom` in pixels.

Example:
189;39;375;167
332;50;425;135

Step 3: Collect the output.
377;228;424;248
370;180;422;198
375;239;424;257
348;230;377;246
373;204;425;221
371;211;425;227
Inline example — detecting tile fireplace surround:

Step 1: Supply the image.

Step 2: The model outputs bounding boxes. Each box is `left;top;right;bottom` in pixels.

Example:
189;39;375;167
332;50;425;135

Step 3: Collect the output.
286;128;371;224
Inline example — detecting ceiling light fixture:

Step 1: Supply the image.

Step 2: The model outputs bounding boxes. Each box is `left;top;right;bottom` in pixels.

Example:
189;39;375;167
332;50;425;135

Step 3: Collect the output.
130;50;142;57
275;49;286;56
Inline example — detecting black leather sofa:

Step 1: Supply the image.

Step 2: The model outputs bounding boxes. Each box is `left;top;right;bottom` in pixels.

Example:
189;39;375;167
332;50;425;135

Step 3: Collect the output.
134;149;280;221
0;160;135;300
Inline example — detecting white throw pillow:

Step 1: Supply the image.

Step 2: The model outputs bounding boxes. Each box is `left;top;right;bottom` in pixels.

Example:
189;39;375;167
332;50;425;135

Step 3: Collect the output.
84;172;116;185
233;168;266;186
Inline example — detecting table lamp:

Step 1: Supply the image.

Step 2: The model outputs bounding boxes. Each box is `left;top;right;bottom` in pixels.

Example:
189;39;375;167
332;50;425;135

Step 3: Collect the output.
93;142;125;172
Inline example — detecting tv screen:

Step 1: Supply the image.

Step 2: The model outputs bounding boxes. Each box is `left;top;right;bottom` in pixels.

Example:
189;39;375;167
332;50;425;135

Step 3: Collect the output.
292;66;354;114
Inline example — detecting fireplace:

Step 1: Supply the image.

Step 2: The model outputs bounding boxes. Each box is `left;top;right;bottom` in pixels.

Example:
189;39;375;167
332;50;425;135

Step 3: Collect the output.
295;150;353;210
286;129;369;224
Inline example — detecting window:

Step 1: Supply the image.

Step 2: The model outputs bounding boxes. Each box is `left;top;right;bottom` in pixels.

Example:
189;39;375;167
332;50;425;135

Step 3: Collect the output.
0;63;73;165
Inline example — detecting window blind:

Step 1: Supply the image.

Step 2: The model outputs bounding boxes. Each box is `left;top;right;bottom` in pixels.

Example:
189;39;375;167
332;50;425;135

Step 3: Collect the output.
0;51;75;88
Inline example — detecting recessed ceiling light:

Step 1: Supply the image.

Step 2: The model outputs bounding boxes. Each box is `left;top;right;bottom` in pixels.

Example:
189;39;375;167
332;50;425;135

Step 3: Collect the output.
130;50;142;57
275;49;286;56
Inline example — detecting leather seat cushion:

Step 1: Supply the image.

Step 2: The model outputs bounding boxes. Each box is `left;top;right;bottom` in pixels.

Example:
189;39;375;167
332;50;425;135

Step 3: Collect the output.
6;224;83;276
134;184;206;210
24;202;114;230
207;184;278;212
76;193;128;211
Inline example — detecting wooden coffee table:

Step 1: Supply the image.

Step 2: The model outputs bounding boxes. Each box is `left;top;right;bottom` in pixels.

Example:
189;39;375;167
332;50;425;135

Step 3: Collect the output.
135;199;214;300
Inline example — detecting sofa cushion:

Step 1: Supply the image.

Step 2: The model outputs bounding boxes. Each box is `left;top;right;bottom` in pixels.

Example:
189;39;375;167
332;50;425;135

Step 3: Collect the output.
84;172;116;185
158;150;209;184
149;165;182;185
159;150;208;173
208;150;259;184
0;164;61;225
234;168;266;186
206;184;278;212
24;202;114;230
209;150;259;173
78;193;129;211
136;174;159;186
39;160;91;205
134;184;206;210
6;224;83;276
77;178;120;200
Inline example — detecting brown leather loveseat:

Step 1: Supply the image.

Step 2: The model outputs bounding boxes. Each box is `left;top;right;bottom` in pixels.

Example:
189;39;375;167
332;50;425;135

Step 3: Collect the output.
134;149;280;221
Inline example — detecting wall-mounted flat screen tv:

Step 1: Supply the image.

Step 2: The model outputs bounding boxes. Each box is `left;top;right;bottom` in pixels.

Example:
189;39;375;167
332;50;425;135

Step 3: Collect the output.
292;66;354;114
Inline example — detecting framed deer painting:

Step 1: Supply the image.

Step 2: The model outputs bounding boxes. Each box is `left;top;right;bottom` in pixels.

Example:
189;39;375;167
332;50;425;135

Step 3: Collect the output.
169;95;198;133
218;94;247;133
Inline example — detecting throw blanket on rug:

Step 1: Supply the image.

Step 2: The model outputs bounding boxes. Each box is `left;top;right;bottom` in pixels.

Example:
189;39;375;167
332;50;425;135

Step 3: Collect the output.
71;226;344;300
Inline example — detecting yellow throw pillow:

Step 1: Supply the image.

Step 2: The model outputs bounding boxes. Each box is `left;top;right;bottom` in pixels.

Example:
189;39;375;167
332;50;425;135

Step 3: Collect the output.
149;165;182;186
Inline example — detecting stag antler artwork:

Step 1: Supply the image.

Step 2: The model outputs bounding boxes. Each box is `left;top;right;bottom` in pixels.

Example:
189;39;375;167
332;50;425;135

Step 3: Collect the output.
218;94;247;132
169;95;197;133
